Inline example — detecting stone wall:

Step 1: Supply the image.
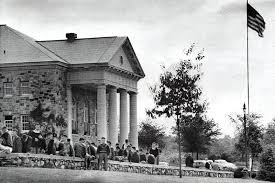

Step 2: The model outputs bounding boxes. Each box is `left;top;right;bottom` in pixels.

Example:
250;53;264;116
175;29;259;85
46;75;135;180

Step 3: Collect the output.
0;64;67;132
0;153;234;178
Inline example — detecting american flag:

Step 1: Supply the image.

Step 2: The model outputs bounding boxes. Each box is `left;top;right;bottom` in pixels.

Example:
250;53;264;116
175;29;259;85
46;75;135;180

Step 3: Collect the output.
247;3;265;37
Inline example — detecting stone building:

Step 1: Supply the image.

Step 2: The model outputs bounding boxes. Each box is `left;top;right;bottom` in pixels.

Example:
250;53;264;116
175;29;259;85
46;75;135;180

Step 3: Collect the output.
0;25;145;148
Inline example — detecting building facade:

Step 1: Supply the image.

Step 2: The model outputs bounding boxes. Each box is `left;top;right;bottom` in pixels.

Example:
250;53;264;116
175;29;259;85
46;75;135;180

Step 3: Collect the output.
0;25;145;148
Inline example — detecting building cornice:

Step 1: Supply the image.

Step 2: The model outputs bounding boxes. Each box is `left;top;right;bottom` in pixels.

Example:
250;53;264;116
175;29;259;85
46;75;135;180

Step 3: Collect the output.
0;61;68;69
0;61;144;81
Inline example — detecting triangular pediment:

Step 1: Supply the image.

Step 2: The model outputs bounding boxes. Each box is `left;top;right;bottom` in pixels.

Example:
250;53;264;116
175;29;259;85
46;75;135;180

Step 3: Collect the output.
108;38;145;78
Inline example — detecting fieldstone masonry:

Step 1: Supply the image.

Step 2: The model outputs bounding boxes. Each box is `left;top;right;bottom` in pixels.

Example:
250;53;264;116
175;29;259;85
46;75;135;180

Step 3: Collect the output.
0;153;234;178
0;65;67;132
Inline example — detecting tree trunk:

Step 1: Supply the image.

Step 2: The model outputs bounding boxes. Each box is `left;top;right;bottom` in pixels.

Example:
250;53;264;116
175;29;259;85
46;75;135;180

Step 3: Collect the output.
251;157;254;171
196;151;199;160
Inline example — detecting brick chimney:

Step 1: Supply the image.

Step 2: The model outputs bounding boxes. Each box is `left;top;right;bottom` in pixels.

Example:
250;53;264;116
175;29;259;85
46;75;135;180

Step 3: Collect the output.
66;33;77;42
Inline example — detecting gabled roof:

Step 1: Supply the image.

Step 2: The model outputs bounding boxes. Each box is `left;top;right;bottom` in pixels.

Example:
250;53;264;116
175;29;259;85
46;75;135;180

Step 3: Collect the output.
0;25;67;64
37;37;127;64
0;25;145;78
38;37;145;77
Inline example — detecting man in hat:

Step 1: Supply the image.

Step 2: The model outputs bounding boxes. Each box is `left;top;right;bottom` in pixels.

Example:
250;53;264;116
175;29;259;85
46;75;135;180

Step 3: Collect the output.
96;137;110;171
1;127;12;148
0;137;12;154
74;137;86;158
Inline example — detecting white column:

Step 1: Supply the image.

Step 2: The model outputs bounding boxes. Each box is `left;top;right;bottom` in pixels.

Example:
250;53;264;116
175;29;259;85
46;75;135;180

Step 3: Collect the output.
119;89;128;147
109;86;118;145
97;84;107;139
66;84;73;140
129;92;138;149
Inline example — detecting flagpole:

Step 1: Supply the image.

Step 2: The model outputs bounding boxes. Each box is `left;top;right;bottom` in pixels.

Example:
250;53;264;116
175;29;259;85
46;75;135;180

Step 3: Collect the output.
246;1;250;115
245;0;249;169
246;1;265;171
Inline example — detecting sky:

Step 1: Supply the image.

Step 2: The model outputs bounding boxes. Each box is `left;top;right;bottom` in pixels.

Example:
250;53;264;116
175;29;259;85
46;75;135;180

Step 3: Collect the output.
1;0;275;136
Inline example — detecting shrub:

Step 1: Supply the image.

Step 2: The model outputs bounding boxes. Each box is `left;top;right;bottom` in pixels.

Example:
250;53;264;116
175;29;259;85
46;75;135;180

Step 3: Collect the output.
234;167;248;178
257;145;275;182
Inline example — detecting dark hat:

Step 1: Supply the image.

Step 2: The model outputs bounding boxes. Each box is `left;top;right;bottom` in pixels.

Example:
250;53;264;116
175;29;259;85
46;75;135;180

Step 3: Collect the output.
101;137;106;139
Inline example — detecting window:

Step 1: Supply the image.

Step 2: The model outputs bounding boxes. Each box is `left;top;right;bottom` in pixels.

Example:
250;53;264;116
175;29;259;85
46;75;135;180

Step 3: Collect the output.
120;56;124;65
5;116;13;131
83;104;88;123
21;115;30;131
95;109;97;124
20;81;30;95
83;103;90;135
72;105;78;134
4;82;13;96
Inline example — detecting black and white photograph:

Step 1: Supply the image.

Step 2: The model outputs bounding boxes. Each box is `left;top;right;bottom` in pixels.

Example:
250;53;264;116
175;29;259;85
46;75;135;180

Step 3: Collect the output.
0;0;274;182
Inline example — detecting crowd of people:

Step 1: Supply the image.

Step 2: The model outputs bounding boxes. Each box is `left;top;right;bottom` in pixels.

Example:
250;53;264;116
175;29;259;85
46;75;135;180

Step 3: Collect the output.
0;126;162;170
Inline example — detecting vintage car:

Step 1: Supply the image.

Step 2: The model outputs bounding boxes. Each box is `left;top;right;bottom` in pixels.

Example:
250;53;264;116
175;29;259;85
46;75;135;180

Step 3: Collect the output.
193;160;213;169
211;159;237;171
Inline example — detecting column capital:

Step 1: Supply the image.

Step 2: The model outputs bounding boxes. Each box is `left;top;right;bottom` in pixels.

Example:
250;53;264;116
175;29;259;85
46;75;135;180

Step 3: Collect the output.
108;85;117;90
128;91;138;95
97;84;106;89
117;88;128;93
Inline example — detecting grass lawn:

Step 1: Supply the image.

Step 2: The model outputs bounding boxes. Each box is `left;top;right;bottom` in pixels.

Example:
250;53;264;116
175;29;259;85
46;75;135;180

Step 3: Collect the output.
0;167;269;183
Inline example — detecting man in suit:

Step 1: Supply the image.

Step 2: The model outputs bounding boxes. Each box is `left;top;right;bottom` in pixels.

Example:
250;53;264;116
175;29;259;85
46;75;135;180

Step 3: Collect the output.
97;137;110;171
1;127;12;148
74;138;86;158
21;134;32;153
0;137;12;154
12;129;22;153
107;141;114;160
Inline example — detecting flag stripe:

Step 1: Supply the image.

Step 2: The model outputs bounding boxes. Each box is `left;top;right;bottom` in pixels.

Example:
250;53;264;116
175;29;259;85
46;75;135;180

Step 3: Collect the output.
248;23;263;37
248;16;265;28
248;15;265;28
248;17;264;31
248;23;262;34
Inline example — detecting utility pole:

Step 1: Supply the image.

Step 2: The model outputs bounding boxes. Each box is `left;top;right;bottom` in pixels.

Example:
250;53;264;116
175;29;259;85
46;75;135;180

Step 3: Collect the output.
176;107;182;178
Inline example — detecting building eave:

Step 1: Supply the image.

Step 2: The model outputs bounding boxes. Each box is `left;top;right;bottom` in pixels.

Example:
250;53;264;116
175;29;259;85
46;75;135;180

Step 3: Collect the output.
0;61;68;69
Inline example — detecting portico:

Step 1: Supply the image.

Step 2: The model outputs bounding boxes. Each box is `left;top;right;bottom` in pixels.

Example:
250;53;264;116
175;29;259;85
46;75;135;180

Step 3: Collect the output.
63;37;145;148
66;72;140;148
